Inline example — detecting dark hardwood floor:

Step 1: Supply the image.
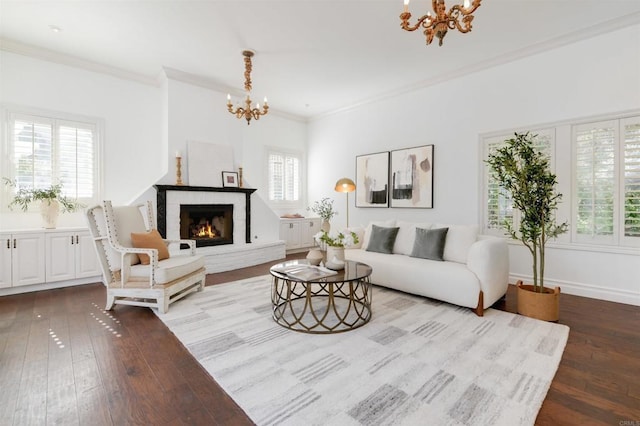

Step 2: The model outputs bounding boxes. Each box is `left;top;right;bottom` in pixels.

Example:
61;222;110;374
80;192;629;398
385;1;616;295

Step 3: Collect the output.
1;252;638;425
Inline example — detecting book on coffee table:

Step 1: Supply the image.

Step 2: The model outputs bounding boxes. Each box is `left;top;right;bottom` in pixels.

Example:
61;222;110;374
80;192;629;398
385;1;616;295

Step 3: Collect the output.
276;265;337;281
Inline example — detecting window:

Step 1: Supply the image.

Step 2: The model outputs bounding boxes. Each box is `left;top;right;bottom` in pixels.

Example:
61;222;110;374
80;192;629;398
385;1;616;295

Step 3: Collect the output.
482;129;554;237
267;149;303;205
3;109;101;208
481;112;640;251
573;116;640;247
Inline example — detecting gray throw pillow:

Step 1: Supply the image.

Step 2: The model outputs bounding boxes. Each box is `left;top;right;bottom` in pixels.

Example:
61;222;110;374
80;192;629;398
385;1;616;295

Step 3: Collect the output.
366;225;400;254
410;227;449;261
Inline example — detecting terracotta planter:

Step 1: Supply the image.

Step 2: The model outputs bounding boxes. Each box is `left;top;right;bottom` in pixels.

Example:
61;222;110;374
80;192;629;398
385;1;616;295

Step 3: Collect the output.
516;280;561;322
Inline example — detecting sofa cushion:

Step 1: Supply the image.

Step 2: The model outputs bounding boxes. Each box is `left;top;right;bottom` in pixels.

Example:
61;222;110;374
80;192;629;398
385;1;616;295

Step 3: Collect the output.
436;224;479;264
411;227;448;261
362;220;396;249
393;221;433;255
366;225;400;254
131;229;170;265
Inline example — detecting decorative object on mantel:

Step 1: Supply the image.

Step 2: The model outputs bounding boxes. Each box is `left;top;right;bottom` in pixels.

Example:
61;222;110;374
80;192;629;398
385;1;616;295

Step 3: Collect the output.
400;0;482;46
187;141;234;187
308;197;336;232
238;167;244;188
175;151;184;186
486;132;569;321
334;178;355;227
226;50;269;125
221;171;239;188
314;230;359;270
3;178;83;229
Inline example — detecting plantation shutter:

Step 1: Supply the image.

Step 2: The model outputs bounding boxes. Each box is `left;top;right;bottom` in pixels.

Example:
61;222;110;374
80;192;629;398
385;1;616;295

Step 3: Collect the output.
622;117;640;245
268;151;301;202
573;120;617;244
11;114;54;190
268;153;284;201
483;129;553;236
8;113;97;204
58;121;96;199
484;136;514;235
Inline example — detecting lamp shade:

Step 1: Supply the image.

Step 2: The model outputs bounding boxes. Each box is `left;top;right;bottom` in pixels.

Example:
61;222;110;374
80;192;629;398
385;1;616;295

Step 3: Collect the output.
335;178;356;193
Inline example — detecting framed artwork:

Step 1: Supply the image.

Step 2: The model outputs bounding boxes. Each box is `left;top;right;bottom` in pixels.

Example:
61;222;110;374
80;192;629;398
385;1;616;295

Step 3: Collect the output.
221;171;239;188
390;144;434;208
356;152;389;208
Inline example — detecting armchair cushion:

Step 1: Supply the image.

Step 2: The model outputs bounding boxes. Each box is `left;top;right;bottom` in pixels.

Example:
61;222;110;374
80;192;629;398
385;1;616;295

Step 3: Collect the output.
130;254;205;285
131;229;170;265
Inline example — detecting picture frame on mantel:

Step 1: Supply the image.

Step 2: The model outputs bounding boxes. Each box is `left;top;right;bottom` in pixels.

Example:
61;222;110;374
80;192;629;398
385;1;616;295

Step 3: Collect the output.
222;171;239;188
390;144;434;208
355;151;389;208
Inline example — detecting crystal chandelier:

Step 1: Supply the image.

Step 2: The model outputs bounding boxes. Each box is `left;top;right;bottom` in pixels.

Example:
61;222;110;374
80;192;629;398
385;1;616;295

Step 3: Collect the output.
400;0;482;46
226;50;269;125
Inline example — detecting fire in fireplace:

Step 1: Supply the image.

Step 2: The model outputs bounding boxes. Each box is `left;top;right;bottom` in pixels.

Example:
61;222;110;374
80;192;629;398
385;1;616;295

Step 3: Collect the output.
179;204;233;247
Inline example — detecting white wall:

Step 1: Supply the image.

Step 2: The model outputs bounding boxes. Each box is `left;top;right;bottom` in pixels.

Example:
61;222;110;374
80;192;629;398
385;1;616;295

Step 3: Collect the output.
308;25;640;305
0;51;162;229
0;53;307;243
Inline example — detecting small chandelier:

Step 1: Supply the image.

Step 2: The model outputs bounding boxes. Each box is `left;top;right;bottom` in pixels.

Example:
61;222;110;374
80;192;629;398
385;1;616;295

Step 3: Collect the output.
400;0;482;46
226;50;269;125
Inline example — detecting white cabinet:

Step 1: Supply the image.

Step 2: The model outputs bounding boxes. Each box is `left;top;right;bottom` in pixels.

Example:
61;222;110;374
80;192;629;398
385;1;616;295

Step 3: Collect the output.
46;231;100;283
0;232;46;288
279;218;321;251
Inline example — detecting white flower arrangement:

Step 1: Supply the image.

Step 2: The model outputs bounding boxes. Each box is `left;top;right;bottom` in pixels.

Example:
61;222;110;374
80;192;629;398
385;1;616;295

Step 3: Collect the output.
314;230;359;248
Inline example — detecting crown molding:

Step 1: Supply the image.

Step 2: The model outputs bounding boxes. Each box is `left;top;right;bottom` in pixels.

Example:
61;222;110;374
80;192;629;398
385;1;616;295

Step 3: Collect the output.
313;12;640;122
0;38;159;86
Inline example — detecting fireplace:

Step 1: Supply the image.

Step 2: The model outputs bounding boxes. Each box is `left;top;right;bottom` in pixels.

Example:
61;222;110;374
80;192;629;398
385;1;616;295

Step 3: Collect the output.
155;185;256;246
180;204;233;247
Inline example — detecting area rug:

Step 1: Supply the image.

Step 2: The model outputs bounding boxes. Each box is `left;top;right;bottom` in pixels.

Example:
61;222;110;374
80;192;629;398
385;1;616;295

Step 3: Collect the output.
156;276;569;426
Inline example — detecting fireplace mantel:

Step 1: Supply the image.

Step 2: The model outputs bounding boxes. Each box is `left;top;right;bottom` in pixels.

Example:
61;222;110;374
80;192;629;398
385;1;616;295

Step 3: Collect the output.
154;185;257;244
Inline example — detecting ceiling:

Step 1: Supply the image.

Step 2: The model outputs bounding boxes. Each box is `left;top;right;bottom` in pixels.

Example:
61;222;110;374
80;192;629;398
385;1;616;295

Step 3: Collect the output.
1;1;640;120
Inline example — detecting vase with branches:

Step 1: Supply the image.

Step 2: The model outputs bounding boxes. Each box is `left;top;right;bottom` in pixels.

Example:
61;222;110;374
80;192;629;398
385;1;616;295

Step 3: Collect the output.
3;178;83;228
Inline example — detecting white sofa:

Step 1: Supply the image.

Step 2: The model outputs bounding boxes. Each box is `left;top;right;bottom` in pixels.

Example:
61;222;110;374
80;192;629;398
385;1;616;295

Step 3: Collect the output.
345;220;509;316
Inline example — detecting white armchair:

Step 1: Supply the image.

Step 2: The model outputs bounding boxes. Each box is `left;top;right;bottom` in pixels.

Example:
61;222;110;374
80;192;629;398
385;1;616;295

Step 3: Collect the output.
86;200;205;313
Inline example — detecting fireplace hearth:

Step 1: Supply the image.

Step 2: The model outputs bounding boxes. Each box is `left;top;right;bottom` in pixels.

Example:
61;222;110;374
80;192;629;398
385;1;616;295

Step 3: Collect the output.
180;204;233;247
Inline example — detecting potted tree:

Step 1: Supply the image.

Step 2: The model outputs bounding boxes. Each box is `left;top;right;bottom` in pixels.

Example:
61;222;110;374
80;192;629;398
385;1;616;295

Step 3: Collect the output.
3;178;83;228
486;132;569;321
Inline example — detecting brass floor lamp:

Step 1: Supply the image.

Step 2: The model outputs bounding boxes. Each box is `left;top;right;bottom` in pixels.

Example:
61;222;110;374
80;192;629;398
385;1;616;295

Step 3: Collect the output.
335;178;356;228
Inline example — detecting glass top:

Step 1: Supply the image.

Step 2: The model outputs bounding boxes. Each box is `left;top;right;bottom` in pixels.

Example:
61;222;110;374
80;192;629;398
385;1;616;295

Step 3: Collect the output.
270;259;372;283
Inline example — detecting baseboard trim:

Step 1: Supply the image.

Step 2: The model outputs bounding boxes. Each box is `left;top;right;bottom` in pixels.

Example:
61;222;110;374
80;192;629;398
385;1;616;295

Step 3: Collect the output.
0;276;101;297
509;273;640;307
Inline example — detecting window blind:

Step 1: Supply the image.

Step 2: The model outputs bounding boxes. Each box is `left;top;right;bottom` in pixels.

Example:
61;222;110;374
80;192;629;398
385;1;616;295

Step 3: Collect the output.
268;151;301;202
574;122;616;241
8;112;97;204
623;121;640;239
483;130;553;235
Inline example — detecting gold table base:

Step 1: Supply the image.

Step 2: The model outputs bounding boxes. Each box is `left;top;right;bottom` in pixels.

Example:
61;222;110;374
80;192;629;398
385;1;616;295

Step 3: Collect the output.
271;277;372;334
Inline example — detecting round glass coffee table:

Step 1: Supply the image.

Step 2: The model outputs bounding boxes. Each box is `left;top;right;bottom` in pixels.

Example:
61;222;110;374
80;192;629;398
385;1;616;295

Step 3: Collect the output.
270;260;373;334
